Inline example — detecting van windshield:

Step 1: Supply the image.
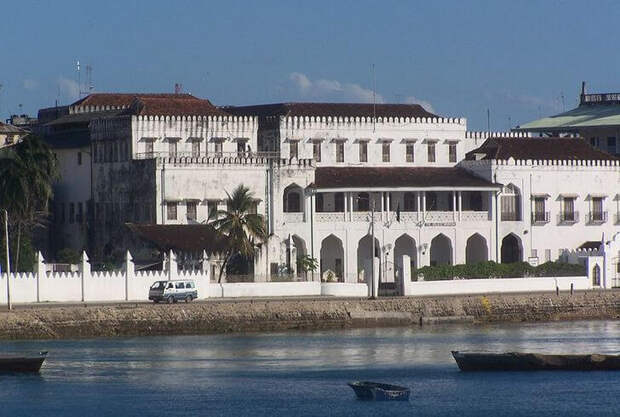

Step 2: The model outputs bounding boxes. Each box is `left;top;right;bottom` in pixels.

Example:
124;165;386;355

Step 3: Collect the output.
150;281;166;290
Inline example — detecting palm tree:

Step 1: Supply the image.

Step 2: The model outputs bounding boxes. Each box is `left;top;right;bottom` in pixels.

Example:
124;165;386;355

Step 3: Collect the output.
0;135;58;270
209;184;267;283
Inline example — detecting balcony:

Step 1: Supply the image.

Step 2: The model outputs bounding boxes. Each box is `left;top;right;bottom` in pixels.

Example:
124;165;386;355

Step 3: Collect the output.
587;211;608;225
557;211;579;225
531;211;550;225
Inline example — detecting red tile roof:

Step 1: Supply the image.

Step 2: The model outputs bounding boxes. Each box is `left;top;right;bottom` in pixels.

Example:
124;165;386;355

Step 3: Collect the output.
467;137;618;161
124;96;228;117
314;167;497;189
223;102;438;119
71;93;198;108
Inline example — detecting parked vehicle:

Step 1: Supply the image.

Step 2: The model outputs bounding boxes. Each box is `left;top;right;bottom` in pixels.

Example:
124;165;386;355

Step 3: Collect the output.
148;280;198;303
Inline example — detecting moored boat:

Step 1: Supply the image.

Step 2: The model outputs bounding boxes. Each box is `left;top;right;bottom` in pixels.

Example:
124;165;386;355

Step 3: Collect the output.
347;381;410;401
452;351;620;371
0;351;47;373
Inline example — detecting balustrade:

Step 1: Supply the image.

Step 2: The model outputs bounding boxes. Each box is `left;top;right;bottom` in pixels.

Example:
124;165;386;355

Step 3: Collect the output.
283;212;304;223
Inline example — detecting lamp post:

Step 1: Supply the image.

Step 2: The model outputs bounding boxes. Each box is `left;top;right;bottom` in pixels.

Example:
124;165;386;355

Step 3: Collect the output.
4;210;11;311
370;198;376;299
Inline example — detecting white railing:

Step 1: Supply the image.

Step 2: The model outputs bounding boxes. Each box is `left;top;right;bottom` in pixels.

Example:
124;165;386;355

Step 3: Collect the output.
316;212;346;222
352;211;371;222
283;212;304;223
461;211;490;222
423;211;455;224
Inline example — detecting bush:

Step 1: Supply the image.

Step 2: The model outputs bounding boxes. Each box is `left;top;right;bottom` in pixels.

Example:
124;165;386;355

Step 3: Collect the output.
414;261;585;281
56;248;81;264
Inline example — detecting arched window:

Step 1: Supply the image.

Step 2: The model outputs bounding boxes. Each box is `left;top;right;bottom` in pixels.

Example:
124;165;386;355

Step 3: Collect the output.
592;264;601;286
283;185;302;213
501;184;521;221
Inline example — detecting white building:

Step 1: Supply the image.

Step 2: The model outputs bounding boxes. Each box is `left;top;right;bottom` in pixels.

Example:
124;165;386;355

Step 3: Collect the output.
44;95;619;288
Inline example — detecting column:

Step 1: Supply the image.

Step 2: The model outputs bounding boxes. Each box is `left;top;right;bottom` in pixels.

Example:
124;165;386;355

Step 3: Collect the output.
380;192;385;221
386;192;391;221
422;192;426;215
348;192;353;221
458;191;463;222
416;192;421;221
452;192;457;222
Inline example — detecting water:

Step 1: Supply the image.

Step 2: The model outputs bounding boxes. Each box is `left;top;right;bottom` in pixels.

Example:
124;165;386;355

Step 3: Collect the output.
1;320;619;416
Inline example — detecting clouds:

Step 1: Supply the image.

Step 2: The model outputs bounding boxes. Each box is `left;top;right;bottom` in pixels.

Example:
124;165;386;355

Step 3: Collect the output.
288;72;435;112
58;77;80;101
289;72;384;103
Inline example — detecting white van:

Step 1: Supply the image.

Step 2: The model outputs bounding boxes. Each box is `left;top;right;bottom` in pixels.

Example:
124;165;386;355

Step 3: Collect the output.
148;280;198;303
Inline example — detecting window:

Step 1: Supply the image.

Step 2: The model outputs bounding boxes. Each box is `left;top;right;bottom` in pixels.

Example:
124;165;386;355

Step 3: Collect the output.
169;140;178;158
208;201;218;219
336;142;345;162
186;282;194;289
561;197;576;222
187;201;197;221
214;141;223;157
427;142;436;162
167;202;177;220
69;203;75;224
145;140;154;157
358;193;369;211
449;143;457;163
237;141;246;157
592;264;601;286
77;202;83;223
77;151;82;165
382;143;390;162
501;184;521;221
315;194;324;212
406;143;415;162
285;191;301;212
545;249;551;262
591;197;605;222
313;140;321;162
175;282;185;289
192;140;200;157
289;141;298;159
607;137;616;151
335;193;345;212
359;142;367;162
533;197;547;223
404;192;417;211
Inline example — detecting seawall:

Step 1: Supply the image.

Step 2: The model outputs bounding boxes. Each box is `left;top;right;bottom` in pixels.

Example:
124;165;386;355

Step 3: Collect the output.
0;291;619;340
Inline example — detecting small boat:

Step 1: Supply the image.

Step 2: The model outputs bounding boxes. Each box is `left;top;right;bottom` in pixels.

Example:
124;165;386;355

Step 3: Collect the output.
452;351;620;372
0;351;47;373
347;381;410;401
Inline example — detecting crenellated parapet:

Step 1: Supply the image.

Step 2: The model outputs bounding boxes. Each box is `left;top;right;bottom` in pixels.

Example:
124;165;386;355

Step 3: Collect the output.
463;158;620;170
281;115;467;130
465;131;532;139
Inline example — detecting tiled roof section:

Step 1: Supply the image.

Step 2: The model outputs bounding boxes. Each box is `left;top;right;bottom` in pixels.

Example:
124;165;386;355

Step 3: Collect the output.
0;121;25;134
126;224;225;253
466;137;619;161
123;96;229;117
71;93;198;108
46;110;124;126
223;102;438;119
314;167;497;189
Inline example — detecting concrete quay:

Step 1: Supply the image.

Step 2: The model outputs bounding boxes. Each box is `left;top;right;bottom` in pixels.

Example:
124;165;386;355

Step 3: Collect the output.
0;291;618;340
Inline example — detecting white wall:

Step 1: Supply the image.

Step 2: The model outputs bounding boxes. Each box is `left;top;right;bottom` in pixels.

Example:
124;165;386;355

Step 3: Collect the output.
321;283;368;297
404;276;589;296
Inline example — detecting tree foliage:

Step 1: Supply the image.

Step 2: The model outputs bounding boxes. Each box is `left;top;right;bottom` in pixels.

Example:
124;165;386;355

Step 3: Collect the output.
0;135;58;271
209;185;267;282
414;261;586;281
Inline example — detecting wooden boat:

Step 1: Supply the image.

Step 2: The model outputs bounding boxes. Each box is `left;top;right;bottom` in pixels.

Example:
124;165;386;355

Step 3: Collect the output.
452;351;620;371
347;381;410;401
0;351;47;373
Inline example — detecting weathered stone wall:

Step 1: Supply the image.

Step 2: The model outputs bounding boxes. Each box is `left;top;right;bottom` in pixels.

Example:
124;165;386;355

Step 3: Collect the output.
0;291;618;340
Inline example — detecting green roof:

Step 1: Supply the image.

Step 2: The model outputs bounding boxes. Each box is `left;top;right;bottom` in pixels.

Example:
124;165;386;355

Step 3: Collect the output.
517;104;620;132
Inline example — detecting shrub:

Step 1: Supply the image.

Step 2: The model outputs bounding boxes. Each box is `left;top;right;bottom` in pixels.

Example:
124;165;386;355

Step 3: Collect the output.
414;261;585;281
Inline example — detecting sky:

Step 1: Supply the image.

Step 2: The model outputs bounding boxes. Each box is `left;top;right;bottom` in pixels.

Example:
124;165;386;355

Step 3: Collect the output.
1;0;619;130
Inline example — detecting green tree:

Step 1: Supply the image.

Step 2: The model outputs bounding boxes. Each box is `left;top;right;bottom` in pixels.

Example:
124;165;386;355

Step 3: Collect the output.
209;184;267;282
297;254;318;278
0;135;58;271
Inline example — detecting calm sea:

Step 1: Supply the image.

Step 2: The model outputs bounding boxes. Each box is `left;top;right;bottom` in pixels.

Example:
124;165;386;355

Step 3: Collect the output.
1;320;619;417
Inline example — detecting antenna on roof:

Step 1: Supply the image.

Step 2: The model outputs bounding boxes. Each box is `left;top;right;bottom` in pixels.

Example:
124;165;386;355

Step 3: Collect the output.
372;64;376;132
174;83;183;94
76;60;81;97
76;60;94;97
487;108;490;132
560;91;565;111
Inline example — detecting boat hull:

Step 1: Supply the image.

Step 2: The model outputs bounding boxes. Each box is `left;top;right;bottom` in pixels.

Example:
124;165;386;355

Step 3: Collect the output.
348;381;410;401
0;355;46;373
452;351;620;372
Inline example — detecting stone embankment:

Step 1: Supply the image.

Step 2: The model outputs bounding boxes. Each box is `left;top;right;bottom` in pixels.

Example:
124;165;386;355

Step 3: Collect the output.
0;291;619;340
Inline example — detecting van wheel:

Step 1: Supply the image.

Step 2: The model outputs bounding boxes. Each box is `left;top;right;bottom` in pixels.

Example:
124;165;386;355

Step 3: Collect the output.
167;296;175;304
153;300;159;304
185;295;193;303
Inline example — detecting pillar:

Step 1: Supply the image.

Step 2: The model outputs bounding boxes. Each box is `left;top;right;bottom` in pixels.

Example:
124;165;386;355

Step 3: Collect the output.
372;257;380;298
167;249;178;281
36;251;46;303
401;254;411;296
79;251;91;302
452;191;457;221
124;250;134;301
458;191;462;222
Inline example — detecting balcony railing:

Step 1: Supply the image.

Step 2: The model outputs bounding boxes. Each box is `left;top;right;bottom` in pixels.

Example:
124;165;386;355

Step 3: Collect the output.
557;211;580;225
316;212;346;222
283;212;304;223
587;211;608;224
531;211;550;225
460;211;490;222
